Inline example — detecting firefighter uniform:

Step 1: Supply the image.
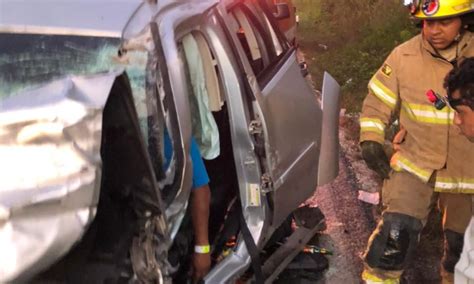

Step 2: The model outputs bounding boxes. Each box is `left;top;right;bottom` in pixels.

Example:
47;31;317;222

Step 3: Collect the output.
360;32;474;283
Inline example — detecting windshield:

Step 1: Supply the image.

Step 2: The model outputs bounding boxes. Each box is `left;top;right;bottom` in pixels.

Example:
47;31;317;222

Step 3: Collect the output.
0;32;148;130
0;33;123;99
0;32;153;147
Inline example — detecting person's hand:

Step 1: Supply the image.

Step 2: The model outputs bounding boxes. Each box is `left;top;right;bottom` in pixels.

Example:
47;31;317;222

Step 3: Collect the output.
361;141;391;179
192;252;211;283
392;127;406;152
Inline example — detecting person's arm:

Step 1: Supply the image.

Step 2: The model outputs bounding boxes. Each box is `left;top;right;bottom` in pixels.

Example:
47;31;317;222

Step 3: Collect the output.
189;138;211;282
191;184;211;246
191;185;211;282
359;49;401;179
360;48;401;145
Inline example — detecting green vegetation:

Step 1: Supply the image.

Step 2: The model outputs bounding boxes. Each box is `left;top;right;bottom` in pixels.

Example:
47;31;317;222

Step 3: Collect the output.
295;0;418;113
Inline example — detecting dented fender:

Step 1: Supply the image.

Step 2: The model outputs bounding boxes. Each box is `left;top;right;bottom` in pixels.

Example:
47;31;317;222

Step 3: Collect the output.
0;71;122;282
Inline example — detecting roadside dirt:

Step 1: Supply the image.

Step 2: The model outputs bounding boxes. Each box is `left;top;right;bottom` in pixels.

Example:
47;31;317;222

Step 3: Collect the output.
308;114;378;284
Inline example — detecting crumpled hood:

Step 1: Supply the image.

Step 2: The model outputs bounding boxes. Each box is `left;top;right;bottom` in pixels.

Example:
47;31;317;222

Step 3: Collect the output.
0;70;122;282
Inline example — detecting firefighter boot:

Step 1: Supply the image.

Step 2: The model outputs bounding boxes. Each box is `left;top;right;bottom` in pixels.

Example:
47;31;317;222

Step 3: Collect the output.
362;212;423;283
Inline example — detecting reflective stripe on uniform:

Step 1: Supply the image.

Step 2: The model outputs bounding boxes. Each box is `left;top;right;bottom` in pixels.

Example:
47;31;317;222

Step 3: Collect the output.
360;118;385;136
368;78;398;109
362;270;400;284
390;152;432;182
435;177;474;193
401;102;454;125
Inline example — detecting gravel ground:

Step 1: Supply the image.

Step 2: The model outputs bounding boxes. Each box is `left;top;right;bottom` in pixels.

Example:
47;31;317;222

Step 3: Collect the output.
307;114;378;284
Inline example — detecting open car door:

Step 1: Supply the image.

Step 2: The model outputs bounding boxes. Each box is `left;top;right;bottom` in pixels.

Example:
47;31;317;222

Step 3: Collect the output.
256;56;323;226
230;0;340;227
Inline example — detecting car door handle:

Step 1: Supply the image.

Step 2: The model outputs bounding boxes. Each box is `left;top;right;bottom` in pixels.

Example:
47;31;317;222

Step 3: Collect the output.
299;61;309;77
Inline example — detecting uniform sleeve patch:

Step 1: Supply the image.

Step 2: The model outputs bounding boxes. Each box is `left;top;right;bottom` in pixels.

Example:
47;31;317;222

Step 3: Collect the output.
381;63;393;77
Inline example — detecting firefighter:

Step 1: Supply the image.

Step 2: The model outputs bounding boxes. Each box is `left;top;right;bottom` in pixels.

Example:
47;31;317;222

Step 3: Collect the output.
359;0;474;283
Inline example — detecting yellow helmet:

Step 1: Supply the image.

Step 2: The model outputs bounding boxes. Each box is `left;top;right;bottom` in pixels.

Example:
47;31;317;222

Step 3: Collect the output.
411;0;474;19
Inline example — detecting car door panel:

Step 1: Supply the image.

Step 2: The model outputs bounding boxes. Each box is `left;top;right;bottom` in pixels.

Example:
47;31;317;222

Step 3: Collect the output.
258;50;322;226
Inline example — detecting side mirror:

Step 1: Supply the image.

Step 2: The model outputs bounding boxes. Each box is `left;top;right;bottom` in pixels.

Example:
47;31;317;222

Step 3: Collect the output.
273;3;290;20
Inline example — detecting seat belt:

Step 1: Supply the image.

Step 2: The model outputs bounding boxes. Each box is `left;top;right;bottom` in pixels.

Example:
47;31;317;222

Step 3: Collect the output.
239;211;264;284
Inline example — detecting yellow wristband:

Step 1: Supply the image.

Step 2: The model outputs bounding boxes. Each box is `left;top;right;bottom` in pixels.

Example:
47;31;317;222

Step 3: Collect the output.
194;245;210;254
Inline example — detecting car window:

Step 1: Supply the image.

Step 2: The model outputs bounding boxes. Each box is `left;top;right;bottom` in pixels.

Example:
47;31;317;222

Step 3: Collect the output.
230;6;270;75
260;7;284;56
229;2;289;83
248;0;287;57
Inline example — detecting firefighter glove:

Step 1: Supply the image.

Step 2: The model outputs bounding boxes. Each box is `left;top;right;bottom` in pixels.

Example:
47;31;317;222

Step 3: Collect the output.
361;141;390;179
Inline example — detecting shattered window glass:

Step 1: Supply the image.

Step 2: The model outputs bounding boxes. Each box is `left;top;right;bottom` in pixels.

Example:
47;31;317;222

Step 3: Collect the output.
0;33;123;99
0;32;150;141
0;32;165;172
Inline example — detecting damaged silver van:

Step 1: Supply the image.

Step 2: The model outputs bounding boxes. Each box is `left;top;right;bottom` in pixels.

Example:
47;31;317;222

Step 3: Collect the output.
0;0;340;283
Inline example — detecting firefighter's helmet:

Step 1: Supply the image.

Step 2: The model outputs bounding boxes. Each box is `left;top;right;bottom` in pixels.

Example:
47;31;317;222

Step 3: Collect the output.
408;0;474;19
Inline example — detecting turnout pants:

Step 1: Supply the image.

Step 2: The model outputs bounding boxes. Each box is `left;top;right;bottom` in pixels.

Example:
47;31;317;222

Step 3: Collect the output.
363;171;472;282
